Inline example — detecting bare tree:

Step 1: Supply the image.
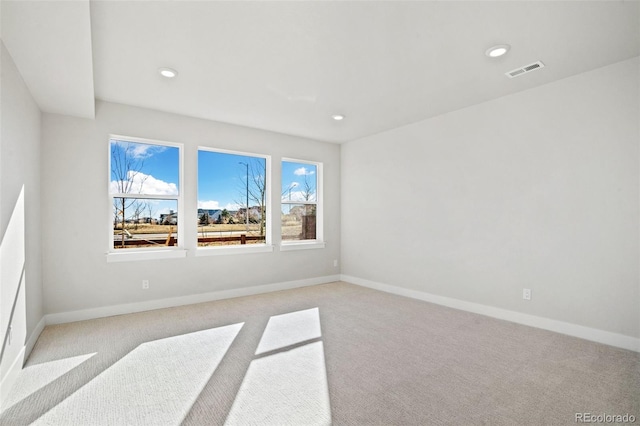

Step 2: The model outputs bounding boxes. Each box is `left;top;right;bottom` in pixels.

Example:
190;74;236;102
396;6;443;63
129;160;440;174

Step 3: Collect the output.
145;201;155;225
111;142;148;247
282;169;314;202
302;172;317;218
248;159;267;236
235;158;267;236
131;200;146;230
301;173;314;202
113;201;121;228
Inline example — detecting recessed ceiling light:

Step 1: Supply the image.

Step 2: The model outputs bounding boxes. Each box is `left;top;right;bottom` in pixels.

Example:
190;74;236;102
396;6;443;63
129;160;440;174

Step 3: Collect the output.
331;114;345;121
485;44;510;58
158;68;178;78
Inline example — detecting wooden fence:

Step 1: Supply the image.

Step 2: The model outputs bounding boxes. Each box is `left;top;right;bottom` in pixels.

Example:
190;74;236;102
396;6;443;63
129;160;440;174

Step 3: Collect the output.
115;234;265;247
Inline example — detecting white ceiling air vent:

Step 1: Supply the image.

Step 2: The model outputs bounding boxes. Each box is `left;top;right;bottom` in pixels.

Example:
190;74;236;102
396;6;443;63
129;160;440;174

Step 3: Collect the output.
505;61;545;79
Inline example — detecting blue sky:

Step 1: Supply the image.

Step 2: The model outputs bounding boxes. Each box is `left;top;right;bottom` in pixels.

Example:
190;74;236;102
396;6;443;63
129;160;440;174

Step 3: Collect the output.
282;161;317;203
110;140;178;186
110;139;317;219
198;150;265;211
110;140;179;218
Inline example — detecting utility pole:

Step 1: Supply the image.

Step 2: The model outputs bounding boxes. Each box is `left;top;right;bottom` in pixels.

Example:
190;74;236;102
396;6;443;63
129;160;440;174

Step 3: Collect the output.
239;161;249;232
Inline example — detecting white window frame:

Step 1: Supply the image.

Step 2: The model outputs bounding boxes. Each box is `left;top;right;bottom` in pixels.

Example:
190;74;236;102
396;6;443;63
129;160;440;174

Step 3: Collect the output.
280;158;325;251
106;135;186;263
195;147;273;257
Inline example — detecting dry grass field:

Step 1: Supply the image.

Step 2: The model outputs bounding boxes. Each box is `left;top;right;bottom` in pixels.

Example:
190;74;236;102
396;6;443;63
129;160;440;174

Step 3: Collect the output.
117;223;259;234
114;221;305;248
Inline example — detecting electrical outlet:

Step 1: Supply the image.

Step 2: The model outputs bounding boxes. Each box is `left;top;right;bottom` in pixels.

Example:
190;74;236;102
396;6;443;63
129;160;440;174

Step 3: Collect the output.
523;288;531;300
142;280;149;290
333;259;338;267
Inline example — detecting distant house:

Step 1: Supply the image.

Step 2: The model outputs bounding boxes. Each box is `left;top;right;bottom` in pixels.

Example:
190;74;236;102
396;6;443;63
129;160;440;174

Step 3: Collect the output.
283;205;314;221
235;206;262;222
197;209;221;224
159;210;178;225
133;217;153;224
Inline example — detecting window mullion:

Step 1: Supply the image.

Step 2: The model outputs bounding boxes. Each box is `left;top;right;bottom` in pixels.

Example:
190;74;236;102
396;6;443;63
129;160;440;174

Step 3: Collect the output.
110;194;179;200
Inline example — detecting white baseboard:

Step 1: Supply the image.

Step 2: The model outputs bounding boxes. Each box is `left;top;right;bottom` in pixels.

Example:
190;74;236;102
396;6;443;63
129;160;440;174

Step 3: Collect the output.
45;275;341;325
0;345;25;412
25;317;46;359
341;274;640;353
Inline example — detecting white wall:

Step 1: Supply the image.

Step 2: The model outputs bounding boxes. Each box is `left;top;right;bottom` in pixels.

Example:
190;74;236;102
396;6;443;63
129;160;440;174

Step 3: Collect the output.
0;42;42;397
0;42;43;344
342;57;639;339
41;101;340;315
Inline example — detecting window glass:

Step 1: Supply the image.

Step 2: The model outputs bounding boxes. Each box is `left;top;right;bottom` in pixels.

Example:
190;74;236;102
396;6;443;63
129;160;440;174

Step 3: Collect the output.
110;139;180;250
198;150;268;247
281;161;319;242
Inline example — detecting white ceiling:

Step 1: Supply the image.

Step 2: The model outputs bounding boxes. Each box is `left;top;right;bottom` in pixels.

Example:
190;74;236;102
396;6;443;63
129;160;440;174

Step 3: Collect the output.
2;1;639;143
1;0;95;119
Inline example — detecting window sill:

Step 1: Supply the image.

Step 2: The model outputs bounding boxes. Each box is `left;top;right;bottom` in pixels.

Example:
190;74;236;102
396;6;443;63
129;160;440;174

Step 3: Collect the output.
195;244;274;257
106;249;187;263
280;241;326;251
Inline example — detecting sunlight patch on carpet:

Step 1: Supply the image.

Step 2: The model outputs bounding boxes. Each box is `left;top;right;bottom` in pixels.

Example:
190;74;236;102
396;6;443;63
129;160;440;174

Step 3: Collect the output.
255;307;321;355
31;323;243;426
226;308;330;425
3;353;96;411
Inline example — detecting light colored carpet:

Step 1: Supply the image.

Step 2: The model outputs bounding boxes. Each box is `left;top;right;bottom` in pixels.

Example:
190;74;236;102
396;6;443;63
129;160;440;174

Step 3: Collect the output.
225;308;331;425
0;282;638;425
32;324;243;426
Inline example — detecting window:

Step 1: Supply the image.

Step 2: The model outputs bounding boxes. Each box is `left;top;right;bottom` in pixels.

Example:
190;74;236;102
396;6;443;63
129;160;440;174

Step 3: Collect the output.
197;149;270;250
108;137;182;255
281;159;323;246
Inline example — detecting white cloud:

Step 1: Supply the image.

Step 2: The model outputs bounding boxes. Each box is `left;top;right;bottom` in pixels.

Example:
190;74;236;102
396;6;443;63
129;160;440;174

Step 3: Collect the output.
157;207;174;216
112;141;167;160
110;171;178;196
198;200;240;211
281;190;316;203
198;200;221;209
282;182;299;194
293;167;315;176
